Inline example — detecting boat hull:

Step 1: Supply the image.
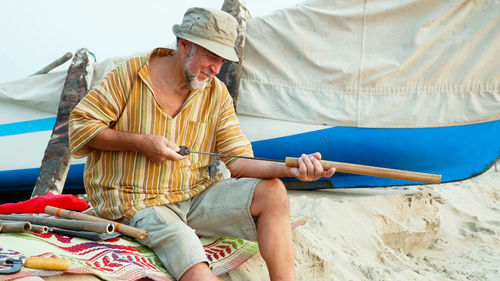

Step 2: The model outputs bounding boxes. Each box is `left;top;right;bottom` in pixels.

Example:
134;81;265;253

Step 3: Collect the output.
1;116;498;191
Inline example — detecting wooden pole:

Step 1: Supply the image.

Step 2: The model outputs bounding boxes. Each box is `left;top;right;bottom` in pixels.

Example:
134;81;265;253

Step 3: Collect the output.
31;48;90;198
218;0;249;111
285;157;442;184
45;206;149;239
31;52;73;75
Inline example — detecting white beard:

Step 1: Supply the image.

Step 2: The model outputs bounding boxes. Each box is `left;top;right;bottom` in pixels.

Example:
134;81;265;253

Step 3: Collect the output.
184;46;211;91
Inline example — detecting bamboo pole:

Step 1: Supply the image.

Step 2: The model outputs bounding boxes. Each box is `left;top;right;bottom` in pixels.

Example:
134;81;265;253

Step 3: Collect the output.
45;206;148;239
31;224;49;233
0;214;114;234
0;221;32;233
285;157;442;184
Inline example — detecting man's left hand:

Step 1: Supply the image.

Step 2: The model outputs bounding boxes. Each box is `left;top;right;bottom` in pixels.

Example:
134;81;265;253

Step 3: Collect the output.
291;153;336;182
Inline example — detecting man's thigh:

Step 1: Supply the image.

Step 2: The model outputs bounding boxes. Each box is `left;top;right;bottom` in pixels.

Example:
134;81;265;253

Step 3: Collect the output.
130;205;208;280
187;177;261;241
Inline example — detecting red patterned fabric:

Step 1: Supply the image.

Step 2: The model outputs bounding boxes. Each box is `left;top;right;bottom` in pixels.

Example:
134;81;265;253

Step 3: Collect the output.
0;217;308;280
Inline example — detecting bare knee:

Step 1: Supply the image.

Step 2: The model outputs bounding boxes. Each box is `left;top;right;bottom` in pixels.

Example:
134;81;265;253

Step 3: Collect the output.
250;178;290;216
179;262;218;281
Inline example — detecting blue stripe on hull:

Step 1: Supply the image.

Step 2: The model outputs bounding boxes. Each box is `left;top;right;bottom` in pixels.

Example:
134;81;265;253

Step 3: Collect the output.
251;120;500;187
0;120;499;190
0;117;56;136
0;164;85;191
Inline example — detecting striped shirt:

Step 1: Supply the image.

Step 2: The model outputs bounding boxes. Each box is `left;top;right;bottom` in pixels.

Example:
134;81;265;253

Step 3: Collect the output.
69;48;253;221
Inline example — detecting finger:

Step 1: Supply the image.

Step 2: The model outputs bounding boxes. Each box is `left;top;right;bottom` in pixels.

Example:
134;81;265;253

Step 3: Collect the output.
162;139;188;161
158;143;184;161
310;156;324;177
166;147;186;161
310;152;322;161
301;154;315;178
164;138;180;152
323;168;336;178
298;155;307;178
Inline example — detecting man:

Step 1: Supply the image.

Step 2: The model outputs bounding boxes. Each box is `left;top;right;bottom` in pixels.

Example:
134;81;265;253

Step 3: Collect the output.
69;7;335;281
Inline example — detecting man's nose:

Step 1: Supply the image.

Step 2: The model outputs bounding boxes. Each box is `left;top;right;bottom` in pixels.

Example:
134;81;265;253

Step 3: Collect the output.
209;63;222;75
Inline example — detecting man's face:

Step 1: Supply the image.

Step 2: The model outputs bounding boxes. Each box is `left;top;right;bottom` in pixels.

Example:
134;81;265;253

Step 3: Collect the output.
184;44;227;91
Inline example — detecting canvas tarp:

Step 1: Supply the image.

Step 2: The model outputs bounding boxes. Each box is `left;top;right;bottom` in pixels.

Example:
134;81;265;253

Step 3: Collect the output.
237;0;500;128
1;0;498;128
0;55;129;115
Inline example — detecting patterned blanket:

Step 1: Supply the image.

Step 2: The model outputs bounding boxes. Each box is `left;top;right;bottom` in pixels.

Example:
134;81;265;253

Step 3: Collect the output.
0;218;307;281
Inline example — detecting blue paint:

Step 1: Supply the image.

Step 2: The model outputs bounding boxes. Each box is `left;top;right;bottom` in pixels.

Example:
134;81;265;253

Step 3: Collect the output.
252;120;500;187
0;119;499;190
0;117;56;136
0;164;85;191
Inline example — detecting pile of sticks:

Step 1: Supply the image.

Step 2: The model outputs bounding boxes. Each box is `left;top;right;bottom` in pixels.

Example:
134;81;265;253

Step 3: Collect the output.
0;206;148;239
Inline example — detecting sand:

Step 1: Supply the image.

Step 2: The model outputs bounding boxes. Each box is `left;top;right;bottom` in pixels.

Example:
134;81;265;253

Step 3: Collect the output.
221;165;500;281
18;165;499;281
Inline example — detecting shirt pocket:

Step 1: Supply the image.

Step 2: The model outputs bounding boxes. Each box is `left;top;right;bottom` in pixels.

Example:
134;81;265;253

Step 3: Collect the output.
179;120;214;170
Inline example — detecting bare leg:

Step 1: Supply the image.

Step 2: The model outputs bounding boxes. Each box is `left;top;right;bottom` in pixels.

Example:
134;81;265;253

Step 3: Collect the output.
179;262;219;281
250;178;295;281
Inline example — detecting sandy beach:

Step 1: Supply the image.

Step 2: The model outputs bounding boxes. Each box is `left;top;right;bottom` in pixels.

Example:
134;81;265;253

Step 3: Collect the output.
11;165;500;281
221;165;500;281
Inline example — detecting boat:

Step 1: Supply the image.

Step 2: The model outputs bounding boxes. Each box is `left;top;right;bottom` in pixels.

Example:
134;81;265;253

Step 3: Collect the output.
1;0;499;191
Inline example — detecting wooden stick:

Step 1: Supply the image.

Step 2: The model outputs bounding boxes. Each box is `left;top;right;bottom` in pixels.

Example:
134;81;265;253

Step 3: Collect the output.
285;157;442;184
45;206;149;239
31;52;73;75
0;214;114;234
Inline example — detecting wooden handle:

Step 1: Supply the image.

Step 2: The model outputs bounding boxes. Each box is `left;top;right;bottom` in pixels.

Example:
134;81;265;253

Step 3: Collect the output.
45;206;149;239
285;157;442;184
25;257;70;271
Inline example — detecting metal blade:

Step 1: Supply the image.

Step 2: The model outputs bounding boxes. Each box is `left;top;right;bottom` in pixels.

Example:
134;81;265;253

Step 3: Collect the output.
189;150;285;163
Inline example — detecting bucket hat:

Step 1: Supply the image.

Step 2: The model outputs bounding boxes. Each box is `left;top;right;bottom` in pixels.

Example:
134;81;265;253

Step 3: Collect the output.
173;7;239;62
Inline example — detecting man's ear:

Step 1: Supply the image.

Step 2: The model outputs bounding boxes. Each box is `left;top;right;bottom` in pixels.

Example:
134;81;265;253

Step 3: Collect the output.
178;39;192;57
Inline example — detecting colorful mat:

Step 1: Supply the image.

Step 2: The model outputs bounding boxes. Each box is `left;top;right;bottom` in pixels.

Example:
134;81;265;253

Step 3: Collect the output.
0;217;308;280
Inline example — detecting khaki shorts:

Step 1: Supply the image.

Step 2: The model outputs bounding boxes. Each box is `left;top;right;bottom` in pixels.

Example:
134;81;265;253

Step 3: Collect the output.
129;177;260;280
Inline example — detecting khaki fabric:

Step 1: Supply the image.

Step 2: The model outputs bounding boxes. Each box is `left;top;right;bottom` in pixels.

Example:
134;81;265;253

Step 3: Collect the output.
130;177;260;280
238;0;500;128
173;7;239;61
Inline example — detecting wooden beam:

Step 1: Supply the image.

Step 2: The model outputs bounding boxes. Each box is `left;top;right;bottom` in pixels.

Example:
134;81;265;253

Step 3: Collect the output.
218;0;249;111
31;48;90;198
32;52;73;75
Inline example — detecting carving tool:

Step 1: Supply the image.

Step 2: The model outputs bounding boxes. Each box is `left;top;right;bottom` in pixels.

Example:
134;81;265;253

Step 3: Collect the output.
0;257;70;274
178;146;442;184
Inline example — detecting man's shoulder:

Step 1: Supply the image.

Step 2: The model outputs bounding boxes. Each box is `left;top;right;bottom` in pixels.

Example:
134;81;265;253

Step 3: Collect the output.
118;54;148;71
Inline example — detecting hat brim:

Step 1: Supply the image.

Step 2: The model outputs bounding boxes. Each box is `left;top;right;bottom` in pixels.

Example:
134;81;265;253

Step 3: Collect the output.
173;25;239;62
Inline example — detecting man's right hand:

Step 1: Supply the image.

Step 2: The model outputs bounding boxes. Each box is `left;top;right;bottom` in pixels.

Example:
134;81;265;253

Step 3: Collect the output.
86;128;186;163
139;134;186;163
